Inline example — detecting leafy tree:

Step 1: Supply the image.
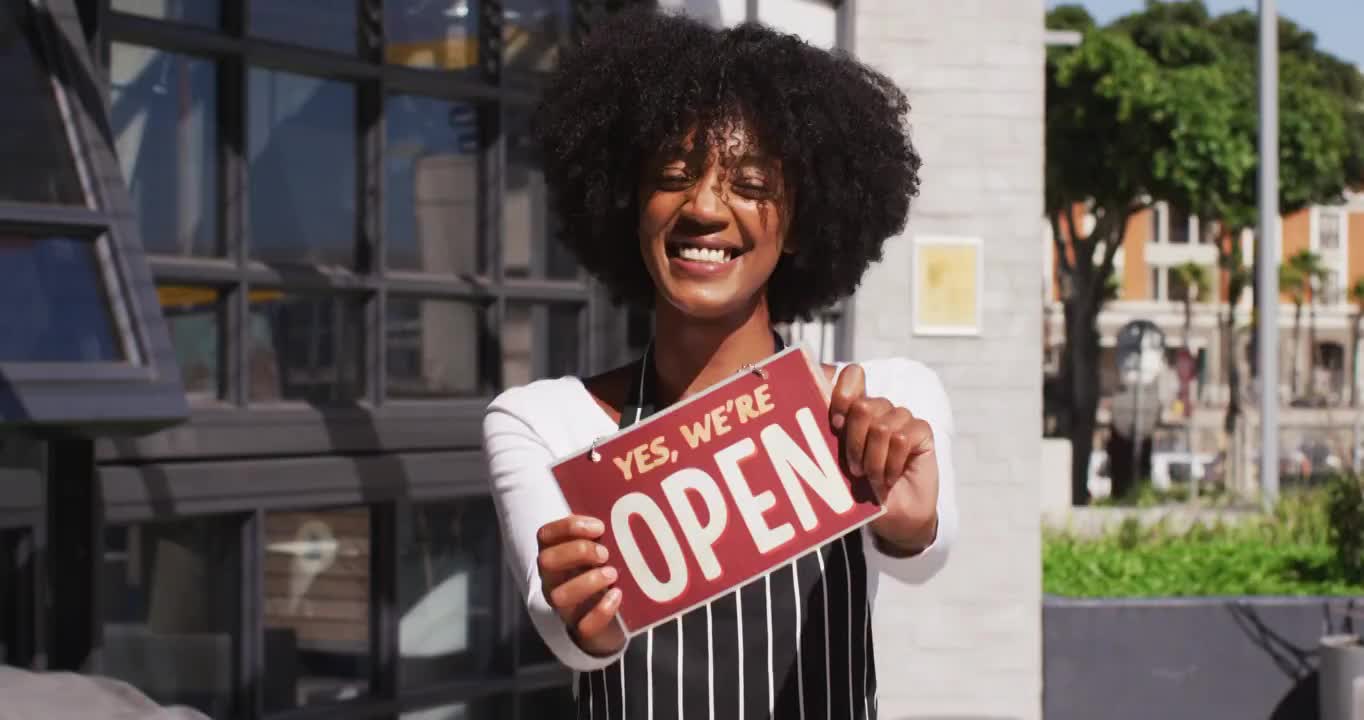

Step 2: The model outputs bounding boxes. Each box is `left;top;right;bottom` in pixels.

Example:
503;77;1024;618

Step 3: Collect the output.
1045;12;1168;504
1286;249;1328;399
1046;2;1363;502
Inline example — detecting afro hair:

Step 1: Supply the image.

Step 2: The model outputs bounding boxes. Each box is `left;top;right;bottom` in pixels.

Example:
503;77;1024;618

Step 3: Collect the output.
533;8;922;323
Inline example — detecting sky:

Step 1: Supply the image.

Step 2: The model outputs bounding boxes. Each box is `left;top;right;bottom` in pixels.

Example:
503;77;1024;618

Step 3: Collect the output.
1046;0;1364;68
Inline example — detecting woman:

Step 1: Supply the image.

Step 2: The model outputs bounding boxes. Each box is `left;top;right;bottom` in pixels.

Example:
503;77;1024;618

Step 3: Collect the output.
483;8;958;719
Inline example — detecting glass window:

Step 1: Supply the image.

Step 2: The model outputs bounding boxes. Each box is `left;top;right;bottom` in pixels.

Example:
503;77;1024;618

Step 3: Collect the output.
250;0;357;55
1320;210;1342;250
503;0;570;74
112;0;219;27
1148;267;1162;301
0;235;124;363
0;530;35;666
0;0;84;205
157;285;223;400
400;696;504;720
264;507;372;711
247;68;357;268
386;298;488;399
385;96;482;274
397;498;501;688
505;106;577;280
248;292;365;404
517;609;555;666
1167;206;1190;245
102;517;242;718
501;303;580;389
385;0;478;72
110;45;219;257
518;685;575;716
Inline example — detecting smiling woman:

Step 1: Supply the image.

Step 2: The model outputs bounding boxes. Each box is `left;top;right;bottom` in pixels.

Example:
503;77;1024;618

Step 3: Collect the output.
483;8;955;720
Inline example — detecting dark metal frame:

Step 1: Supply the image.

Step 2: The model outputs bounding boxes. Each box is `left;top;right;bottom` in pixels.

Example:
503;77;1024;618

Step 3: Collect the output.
0;0;188;433
63;0;630;718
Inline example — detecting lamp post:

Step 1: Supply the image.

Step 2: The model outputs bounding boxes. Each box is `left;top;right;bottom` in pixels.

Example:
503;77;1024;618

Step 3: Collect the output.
1256;0;1280;509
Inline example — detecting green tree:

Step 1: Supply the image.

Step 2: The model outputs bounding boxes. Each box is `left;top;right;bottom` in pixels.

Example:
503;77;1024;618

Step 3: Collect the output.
1046;9;1169;504
1046;2;1364;501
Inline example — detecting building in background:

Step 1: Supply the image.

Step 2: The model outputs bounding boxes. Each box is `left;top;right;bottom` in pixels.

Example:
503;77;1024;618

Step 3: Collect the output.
1044;191;1364;493
1;0;1045;718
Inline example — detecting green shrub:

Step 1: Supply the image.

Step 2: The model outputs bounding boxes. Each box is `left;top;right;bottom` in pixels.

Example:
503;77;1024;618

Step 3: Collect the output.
1325;473;1364;583
1044;487;1364;598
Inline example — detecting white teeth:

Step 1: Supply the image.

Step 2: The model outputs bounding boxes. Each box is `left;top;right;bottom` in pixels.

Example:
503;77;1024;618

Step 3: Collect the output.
678;247;731;264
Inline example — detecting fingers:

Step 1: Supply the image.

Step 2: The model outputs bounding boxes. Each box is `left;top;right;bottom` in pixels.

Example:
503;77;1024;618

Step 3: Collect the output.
549;564;619;613
842;395;892;477
880;416;933;491
573;587;624;640
538;538;609;577
862;408;913;490
537;515;605;549
829;363;866;431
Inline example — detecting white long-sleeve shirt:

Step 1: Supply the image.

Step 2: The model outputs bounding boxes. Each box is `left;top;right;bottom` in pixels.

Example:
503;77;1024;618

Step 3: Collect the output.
482;356;959;675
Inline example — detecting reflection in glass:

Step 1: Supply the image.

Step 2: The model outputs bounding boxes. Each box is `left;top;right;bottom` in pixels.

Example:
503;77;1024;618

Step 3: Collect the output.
385;0;478;71
398;498;500;688
0;1;84;204
0;236;123;363
247;68;356;267
264;507;371;711
112;0;219;27
501;303;580;389
519;685;575;715
387;298;486;399
0;530;35;666
248;293;364;404
386;97;481;274
517;606;554;666
400;697;502;720
505;106;576;279
503;0;570;74
102;517;241;718
110;45;219;257
157;286;222;400
250;0;356;54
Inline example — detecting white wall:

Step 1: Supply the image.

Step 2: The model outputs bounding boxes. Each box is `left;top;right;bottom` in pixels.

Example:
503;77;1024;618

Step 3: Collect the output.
651;2;1046;716
851;1;1045;718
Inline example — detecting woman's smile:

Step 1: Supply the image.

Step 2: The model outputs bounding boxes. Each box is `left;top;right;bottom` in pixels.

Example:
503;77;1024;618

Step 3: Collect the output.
665;235;749;278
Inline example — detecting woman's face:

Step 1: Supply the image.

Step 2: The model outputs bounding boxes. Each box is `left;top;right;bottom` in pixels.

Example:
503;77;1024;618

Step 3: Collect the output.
637;122;789;321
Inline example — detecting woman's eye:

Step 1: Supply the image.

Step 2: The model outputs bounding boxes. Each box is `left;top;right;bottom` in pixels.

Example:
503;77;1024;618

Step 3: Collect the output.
659;169;692;186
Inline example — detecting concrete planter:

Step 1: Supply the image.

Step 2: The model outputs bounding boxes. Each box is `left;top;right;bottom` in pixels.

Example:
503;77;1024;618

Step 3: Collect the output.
1044;595;1360;720
1320;634;1364;720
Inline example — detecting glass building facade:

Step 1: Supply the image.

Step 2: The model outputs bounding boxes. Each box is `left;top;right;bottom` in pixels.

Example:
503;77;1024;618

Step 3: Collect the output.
0;0;848;718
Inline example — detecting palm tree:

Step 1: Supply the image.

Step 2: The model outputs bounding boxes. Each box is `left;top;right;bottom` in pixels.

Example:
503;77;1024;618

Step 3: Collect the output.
1350;277;1364;406
1171;261;1211;349
1280;261;1307;397
1286;249;1328;399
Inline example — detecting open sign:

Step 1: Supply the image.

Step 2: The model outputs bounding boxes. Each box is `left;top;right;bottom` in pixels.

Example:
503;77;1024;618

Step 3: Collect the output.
551;346;884;636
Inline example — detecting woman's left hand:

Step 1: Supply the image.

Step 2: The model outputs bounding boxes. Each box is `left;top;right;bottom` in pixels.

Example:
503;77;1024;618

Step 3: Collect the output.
829;364;939;555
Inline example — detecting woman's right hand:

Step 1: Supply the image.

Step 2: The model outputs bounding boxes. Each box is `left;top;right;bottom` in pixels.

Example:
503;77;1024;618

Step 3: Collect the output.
536;514;626;657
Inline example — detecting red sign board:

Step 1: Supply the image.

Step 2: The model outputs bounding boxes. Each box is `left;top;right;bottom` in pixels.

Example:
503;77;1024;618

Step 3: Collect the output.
551;346;884;636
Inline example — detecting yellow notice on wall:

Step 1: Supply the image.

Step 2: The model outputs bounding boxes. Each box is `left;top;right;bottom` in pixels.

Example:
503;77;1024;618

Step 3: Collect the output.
913;237;981;335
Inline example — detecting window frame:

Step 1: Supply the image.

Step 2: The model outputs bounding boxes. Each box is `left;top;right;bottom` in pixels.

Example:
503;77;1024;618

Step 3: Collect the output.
96;0;618;465
0;0;188;433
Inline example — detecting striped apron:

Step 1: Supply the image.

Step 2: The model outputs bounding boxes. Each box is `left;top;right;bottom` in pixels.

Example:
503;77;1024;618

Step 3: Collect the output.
574;335;879;720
